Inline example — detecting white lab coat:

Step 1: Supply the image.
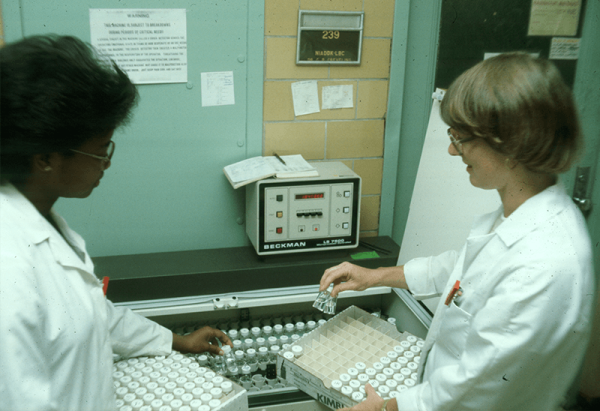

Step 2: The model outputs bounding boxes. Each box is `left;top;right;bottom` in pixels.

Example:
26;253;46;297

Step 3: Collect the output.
398;181;595;411
0;183;173;411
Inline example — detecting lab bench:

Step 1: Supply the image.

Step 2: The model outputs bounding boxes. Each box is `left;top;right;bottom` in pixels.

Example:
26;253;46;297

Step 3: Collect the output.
94;236;432;410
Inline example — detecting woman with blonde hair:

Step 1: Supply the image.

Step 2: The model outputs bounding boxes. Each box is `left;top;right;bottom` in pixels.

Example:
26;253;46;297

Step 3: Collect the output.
321;53;594;411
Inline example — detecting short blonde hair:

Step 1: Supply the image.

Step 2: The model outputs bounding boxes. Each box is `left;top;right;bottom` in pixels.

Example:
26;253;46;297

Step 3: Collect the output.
440;52;582;174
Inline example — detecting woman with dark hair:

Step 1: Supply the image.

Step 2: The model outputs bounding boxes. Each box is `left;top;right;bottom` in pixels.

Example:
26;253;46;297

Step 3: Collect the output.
0;35;231;410
320;53;594;411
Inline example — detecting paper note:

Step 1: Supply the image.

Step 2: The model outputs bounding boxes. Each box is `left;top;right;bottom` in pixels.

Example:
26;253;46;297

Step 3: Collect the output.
201;71;235;107
322;85;353;110
527;0;581;36
549;37;580;60
291;81;320;116
90;9;188;84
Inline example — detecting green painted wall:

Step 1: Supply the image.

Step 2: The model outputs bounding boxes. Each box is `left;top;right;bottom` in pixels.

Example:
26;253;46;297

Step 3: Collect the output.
3;1;264;257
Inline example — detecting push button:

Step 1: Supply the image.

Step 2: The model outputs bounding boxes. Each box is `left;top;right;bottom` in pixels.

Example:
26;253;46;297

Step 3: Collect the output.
342;222;349;229
276;195;283;202
276;211;283;218
344;191;351;197
276;227;283;234
343;207;350;214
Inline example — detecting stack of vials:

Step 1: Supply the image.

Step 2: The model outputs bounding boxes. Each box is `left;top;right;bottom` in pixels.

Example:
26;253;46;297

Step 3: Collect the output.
283;311;424;404
112;352;237;411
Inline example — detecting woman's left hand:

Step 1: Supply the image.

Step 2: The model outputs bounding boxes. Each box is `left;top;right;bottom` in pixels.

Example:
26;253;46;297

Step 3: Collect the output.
172;326;232;356
337;384;390;411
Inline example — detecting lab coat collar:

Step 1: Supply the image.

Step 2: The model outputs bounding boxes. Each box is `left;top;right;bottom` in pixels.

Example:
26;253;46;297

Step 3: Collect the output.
469;180;570;248
0;183;96;275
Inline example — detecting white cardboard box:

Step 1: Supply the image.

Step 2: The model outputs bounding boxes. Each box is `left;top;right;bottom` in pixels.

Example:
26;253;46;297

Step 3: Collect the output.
277;306;420;410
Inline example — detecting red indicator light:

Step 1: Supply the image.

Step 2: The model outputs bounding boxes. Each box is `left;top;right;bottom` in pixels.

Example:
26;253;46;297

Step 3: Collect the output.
295;193;325;200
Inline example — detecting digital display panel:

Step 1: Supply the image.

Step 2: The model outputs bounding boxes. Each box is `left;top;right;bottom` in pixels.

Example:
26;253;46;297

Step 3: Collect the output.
296;193;325;200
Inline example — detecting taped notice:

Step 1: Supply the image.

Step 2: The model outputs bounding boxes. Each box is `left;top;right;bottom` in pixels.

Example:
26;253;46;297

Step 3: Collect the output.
90;9;188;84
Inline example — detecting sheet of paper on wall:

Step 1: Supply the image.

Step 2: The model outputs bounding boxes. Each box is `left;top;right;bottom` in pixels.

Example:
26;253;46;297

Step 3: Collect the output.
223;155;318;189
201;71;235;107
322;85;353;110
549;37;580;60
527;0;581;36
291;81;320;116
90;9;188;84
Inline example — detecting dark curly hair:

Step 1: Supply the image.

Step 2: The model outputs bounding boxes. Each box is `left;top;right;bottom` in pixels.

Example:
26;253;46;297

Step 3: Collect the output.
0;35;139;183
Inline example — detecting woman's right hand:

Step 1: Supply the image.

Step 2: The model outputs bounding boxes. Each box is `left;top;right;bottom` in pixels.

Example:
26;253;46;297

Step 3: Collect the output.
320;262;379;297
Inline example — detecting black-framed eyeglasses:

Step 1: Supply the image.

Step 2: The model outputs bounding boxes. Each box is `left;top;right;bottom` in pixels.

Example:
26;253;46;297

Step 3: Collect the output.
70;141;115;167
447;128;476;156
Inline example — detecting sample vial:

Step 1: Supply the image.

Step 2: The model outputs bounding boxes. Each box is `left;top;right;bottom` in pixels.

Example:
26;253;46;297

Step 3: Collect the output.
291;345;303;358
352;392;365;402
331;380;343;391
341;386;353;396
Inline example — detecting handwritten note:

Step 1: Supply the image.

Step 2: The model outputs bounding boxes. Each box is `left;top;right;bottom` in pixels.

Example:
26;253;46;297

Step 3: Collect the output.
201;71;235;107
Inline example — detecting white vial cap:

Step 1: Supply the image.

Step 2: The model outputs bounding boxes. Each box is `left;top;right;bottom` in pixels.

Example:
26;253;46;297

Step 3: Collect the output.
318;319;327;326
120;406;133;411
393;373;405;383
397;356;409;365
124;393;136;404
365;368;377;377
416;340;425;348
375;373;388;383
193;377;206;386
247;348;256;356
279;335;289;345
200;393;212;403
154;387;167;397
352;392;365;401
263;325;273;334
373;362;384;371
208;399;221;409
368;380;380;389
347;367;359;377
387;351;399;360
292;345;303;357
210;388;223;399
270;345;280;353
378;385;390;396
404;378;416;387
258;347;269;354
228;330;238;339
407;336;418;343
198;406;210;411
201;382;214;391
383;368;395;377
339;373;351;383
221;381;233;393
179;407;191;411
241;365;252;375
355;362;367;371
358;373;369;383
190;399;202;409
389;390;401;398
404;351;415;359
143;393;156;404
150;399;163;410
169;400;183;410
222;345;231;354
380;357;391;365
414;356;421;364
400;368;411;376
393;345;405;354
386;379;398;389
349;380;361;389
410;345;421;353
283;351;295;360
161;394;175;403
407;362;418;370
400;341;411;349
390;362;402;371
251;327;261;336
411;373;418;380
341;386;354;396
307;321;317;329
212;376;223;387
331;380;343;391
204;371;216;381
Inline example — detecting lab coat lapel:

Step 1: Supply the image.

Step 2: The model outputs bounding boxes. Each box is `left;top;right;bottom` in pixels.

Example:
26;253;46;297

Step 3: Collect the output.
46;212;96;277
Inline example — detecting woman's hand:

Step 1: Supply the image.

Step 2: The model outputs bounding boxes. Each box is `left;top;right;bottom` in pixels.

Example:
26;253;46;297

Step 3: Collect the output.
172;326;232;356
320;262;379;297
320;262;408;298
337;384;395;411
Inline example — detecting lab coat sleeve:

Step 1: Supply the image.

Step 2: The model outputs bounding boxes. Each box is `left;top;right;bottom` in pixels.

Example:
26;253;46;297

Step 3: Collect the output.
0;248;53;410
105;300;173;358
404;249;459;299
396;259;590;411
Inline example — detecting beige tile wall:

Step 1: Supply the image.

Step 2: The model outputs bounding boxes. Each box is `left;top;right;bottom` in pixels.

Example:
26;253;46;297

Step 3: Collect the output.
264;0;395;237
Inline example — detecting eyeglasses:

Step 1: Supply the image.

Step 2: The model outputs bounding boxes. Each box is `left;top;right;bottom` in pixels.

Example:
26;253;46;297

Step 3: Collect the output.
70;141;115;167
447;128;476;156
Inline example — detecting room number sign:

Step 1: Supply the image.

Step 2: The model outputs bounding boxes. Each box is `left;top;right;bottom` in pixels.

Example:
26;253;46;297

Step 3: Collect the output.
296;11;364;65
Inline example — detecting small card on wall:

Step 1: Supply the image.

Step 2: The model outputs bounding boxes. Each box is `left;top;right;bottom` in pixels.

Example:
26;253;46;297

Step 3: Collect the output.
201;71;235;107
291;81;320;116
322;85;353;110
